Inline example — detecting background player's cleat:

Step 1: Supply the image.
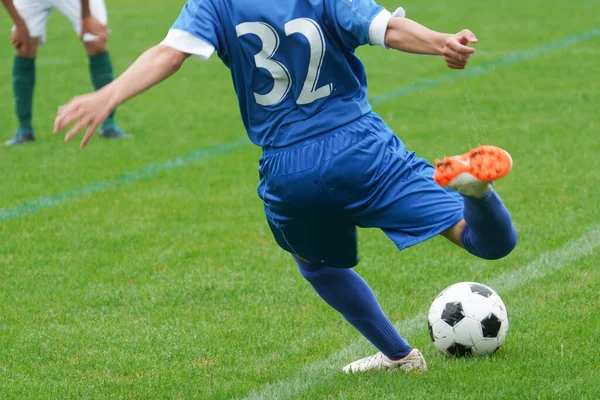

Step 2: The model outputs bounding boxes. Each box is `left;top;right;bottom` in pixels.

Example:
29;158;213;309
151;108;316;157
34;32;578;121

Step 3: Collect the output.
343;349;427;373
5;129;36;147
433;145;513;198
99;124;130;139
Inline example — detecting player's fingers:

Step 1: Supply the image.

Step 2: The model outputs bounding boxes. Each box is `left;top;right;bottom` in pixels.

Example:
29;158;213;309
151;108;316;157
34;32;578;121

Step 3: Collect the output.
444;58;459;67
80;123;98;149
448;39;476;55
444;49;470;63
445;55;468;65
64;118;87;142
446;61;465;70
54;106;78;133
54;114;67;133
54;113;69;133
445;54;468;69
444;57;464;68
457;29;478;44
99;26;109;39
55;98;86;130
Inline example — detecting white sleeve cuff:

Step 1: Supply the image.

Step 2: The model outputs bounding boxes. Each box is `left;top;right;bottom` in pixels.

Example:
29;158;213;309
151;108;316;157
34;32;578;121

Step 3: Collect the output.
368;7;407;48
161;29;215;60
392;7;407;18
368;9;393;47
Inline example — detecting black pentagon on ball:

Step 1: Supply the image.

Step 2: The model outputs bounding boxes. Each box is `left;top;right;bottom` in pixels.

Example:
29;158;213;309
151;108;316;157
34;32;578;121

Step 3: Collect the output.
470;283;494;298
441;302;464;327
447;343;472;357
481;313;502;338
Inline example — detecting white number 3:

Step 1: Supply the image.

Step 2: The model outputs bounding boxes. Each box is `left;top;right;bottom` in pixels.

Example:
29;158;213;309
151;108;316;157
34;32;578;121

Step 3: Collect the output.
236;19;333;107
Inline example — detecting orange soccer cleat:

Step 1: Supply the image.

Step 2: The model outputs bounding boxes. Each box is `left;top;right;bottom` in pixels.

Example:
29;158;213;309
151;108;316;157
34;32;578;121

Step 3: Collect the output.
433;146;513;197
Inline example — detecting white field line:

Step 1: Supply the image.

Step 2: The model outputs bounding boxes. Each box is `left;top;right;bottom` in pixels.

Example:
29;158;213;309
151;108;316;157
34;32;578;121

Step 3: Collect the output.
242;223;600;400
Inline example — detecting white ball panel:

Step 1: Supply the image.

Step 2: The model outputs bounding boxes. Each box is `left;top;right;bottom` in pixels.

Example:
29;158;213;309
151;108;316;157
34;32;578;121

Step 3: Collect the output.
472;338;499;355
450;282;474;295
428;297;447;323
490;299;509;322
487;292;501;304
431;319;455;353
439;283;470;301
461;296;494;321
453;317;483;347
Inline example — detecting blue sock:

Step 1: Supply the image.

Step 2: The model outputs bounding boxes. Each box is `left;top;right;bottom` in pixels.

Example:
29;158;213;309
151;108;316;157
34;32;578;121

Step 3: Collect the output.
295;257;412;359
461;189;517;260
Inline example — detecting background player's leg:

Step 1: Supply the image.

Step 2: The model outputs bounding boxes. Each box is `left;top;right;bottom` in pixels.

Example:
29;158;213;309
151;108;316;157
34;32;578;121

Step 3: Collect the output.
6;0;47;146
85;42;120;132
57;0;125;137
295;256;412;360
86;0;124;135
12;39;38;134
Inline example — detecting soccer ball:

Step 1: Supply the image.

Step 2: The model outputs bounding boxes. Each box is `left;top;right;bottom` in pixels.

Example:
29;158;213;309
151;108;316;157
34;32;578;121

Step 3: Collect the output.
427;282;509;356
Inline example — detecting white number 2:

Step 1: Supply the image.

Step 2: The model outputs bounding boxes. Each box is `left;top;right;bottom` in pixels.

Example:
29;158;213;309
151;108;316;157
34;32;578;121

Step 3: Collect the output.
236;19;333;107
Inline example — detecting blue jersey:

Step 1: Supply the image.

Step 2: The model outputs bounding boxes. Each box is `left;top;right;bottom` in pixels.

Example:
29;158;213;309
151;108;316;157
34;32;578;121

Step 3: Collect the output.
162;0;394;148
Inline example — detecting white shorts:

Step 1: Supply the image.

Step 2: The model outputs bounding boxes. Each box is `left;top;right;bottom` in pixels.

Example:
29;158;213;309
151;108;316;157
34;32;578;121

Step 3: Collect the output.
13;0;107;44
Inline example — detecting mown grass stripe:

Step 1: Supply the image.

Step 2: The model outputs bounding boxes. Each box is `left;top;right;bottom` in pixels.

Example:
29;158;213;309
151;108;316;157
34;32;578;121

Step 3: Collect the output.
2;29;598;222
0;139;247;222
242;223;600;400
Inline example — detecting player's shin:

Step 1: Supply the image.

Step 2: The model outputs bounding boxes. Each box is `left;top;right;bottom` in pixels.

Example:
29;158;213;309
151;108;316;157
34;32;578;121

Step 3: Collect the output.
89;52;116;128
461;189;517;260
295;256;412;360
13;56;35;131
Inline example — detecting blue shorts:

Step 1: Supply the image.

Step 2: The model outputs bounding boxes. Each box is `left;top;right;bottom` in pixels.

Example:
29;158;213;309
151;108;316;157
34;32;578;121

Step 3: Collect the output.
258;112;464;268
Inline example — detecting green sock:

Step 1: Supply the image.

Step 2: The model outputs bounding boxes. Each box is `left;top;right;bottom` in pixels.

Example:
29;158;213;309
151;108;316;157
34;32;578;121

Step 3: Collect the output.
89;52;116;129
13;56;35;132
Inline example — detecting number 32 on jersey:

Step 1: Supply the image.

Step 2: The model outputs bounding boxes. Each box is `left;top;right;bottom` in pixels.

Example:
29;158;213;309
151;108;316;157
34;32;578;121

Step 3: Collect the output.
236;19;333;107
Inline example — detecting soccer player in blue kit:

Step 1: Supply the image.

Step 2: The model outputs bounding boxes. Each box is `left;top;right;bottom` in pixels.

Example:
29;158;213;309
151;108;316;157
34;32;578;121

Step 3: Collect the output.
54;0;518;373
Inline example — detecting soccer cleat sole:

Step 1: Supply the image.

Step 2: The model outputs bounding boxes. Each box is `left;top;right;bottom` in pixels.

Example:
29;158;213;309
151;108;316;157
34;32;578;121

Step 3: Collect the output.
433;145;513;187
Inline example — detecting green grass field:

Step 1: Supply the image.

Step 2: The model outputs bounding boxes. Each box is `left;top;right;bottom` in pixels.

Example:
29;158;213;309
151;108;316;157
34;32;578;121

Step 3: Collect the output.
1;0;599;398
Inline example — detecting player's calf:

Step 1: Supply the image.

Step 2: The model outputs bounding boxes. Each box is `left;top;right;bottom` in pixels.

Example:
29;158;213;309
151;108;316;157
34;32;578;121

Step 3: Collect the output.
296;257;414;364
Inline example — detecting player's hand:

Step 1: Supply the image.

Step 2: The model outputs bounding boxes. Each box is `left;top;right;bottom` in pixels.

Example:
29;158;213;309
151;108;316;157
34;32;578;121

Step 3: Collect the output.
54;92;114;148
442;29;478;70
81;16;108;41
11;23;30;53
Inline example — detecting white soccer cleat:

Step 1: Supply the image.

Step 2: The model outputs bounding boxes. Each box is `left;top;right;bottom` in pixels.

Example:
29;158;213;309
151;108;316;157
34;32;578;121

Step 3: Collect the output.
342;349;427;373
433;145;513;198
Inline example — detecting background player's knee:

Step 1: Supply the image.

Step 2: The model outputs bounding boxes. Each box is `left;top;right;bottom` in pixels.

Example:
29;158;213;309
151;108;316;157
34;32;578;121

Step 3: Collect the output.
84;40;108;56
15;38;38;58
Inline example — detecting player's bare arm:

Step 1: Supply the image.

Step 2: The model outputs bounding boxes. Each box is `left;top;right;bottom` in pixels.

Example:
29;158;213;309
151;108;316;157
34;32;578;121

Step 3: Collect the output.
384;17;477;70
54;45;189;148
2;0;29;53
80;0;108;40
